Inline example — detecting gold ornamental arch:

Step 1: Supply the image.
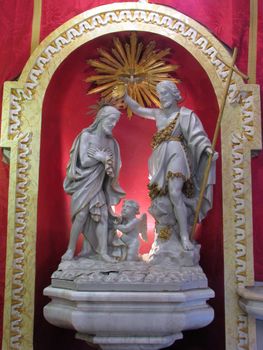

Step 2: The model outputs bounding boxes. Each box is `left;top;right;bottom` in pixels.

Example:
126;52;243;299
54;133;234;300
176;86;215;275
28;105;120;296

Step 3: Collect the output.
1;2;261;350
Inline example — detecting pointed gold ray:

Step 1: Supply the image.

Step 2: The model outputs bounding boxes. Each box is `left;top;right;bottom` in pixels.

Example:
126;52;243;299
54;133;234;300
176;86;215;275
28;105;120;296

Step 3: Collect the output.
85;75;116;83
113;37;129;66
142;49;171;68
97;48;123;68
135;42;143;64
127;106;133;118
96;79;118;86
139;85;152;106
129;85;137;102
150;74;179;82
143;83;160;106
111;48;126;65
130;32;137;67
88;79;118;87
147;75;174;83
88;60;117;74
152;48;171;60
139;41;156;63
136;62;164;75
148;62;179;72
146;61;166;69
125;43;132;67
88;81;118;94
134;84;144;107
147;82;161;98
147;65;179;74
100;57;122;69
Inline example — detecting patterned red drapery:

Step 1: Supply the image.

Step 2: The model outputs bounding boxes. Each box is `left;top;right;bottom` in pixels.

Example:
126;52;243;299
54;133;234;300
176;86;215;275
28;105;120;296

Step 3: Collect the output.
0;1;262;350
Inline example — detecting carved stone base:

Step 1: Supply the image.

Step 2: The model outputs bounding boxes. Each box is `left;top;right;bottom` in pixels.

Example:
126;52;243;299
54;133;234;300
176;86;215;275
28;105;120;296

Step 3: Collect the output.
51;258;207;291
76;333;182;350
43;286;214;350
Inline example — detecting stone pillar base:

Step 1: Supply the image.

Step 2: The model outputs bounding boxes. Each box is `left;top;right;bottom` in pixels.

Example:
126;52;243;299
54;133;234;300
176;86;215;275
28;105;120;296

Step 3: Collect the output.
44;286;214;350
76;333;182;350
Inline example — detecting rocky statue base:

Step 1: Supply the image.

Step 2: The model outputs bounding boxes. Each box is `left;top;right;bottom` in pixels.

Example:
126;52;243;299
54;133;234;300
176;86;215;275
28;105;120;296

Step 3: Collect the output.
44;252;214;350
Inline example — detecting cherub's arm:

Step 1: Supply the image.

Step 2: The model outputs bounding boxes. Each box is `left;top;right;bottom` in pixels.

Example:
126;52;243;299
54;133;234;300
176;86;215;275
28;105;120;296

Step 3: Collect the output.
124;94;157;120
120;232;133;245
116;218;138;233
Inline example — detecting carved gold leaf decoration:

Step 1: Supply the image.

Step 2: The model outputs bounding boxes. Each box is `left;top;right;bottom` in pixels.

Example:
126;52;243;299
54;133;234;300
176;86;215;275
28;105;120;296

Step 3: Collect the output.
86;32;179;117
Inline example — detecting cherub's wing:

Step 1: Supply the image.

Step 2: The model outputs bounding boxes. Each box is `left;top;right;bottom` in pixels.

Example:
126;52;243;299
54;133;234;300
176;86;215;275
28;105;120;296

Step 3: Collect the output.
138;213;148;242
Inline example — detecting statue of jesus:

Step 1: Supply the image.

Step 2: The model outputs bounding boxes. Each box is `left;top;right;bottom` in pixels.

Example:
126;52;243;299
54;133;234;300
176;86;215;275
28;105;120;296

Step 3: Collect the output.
62;105;125;262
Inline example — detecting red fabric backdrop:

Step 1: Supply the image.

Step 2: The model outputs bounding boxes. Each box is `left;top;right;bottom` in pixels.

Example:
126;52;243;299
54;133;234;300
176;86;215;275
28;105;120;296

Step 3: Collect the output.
0;1;262;350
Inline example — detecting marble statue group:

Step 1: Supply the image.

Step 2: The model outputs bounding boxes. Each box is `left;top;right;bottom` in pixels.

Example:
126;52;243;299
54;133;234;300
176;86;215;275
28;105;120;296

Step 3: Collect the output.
46;80;217;350
62;81;217;263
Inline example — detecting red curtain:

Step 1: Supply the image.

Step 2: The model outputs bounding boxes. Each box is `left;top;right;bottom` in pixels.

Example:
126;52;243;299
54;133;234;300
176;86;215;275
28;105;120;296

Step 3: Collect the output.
40;0;138;40
0;1;262;350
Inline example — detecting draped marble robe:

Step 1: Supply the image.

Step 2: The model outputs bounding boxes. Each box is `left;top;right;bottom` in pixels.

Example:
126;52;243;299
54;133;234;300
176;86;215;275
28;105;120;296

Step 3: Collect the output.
64;128;125;255
149;106;216;221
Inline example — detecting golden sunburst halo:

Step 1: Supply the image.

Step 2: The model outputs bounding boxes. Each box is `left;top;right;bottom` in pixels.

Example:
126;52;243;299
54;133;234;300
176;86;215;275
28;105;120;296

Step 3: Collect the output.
86;32;179;117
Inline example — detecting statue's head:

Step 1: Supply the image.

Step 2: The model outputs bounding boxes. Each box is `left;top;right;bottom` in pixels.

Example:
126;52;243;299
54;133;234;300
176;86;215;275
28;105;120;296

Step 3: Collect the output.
121;199;140;218
89;105;121;136
156;81;182;109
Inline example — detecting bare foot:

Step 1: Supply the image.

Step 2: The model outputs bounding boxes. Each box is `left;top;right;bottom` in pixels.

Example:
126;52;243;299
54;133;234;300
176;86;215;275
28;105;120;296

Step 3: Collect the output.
61;248;74;261
77;249;89;258
181;236;194;251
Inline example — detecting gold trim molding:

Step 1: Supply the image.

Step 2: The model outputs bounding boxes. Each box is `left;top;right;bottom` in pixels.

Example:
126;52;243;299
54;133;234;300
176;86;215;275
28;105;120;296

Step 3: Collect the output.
0;2;261;349
248;0;258;84
30;0;42;54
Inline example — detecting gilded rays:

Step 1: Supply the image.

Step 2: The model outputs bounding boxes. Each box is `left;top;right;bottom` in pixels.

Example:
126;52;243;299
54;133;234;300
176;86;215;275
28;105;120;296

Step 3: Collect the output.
86;32;179;116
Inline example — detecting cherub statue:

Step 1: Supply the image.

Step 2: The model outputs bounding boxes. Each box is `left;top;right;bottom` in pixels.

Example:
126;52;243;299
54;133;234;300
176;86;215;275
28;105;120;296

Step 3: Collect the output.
112;200;147;261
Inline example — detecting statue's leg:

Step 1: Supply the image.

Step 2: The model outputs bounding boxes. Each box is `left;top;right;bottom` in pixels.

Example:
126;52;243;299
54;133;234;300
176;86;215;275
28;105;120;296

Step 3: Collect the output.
61;207;89;261
96;205;116;263
126;240;140;261
168;177;194;251
77;237;92;258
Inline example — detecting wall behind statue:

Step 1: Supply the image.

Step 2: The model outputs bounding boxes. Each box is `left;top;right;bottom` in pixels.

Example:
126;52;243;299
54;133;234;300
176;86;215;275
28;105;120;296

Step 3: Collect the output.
0;1;262;350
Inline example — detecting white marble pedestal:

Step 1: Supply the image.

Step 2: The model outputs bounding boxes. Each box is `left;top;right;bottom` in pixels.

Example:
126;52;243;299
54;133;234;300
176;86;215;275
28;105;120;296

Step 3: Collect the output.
44;286;214;350
238;285;263;320
238;284;263;350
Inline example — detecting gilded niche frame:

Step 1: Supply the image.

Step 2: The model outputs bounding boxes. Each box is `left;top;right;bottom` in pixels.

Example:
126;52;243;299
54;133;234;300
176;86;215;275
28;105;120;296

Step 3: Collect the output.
1;2;261;349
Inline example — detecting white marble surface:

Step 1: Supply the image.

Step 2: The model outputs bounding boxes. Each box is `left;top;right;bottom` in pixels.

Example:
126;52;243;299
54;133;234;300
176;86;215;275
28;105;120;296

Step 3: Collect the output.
238;285;263;320
238;284;263;350
44;286;214;350
76;333;181;350
51;258;208;291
